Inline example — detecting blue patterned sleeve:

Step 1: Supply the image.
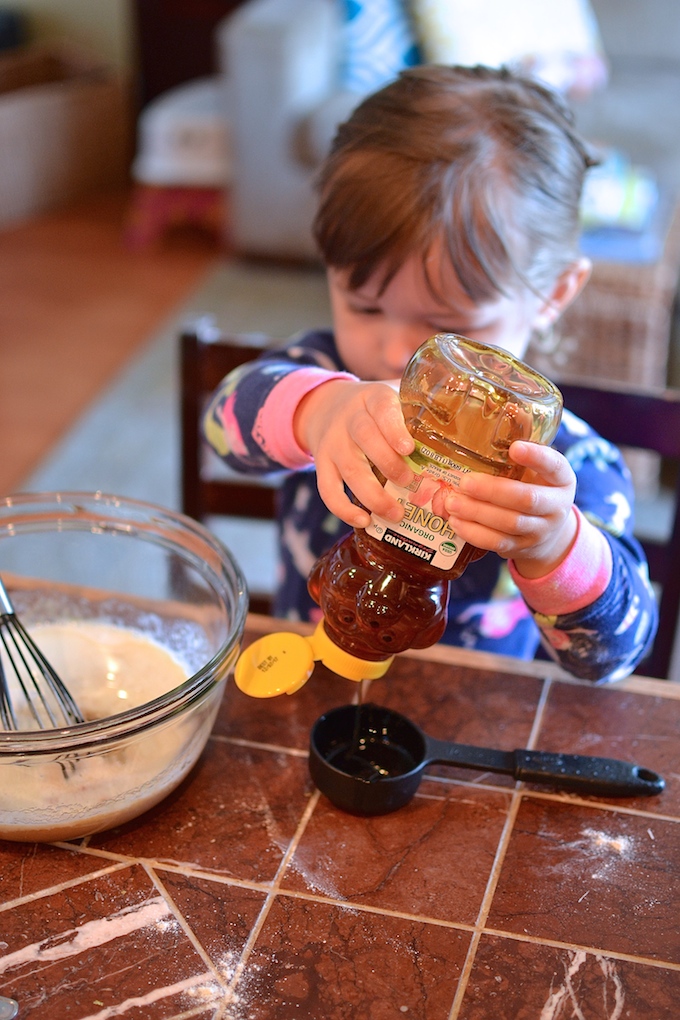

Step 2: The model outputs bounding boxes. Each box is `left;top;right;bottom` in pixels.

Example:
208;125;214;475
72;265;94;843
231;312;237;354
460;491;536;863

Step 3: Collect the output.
530;409;658;682
203;330;344;475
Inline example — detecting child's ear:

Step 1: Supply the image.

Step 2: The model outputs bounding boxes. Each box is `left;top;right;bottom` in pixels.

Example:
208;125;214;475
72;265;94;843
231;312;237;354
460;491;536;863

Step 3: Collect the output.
535;257;592;330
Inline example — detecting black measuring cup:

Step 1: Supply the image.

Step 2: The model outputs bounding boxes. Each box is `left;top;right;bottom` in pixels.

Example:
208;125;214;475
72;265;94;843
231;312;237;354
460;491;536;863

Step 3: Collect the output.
309;703;665;816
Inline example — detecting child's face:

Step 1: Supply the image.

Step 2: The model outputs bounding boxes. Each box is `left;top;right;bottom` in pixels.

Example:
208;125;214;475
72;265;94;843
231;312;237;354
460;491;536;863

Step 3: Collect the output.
328;244;545;381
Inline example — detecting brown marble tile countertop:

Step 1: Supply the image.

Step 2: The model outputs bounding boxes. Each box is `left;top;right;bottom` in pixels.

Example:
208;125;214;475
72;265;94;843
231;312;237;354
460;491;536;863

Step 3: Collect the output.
1;617;678;1019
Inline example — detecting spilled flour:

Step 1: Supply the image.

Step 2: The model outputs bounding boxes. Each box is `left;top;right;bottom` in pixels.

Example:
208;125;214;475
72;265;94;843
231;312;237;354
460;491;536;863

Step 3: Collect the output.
581;827;634;882
581;828;633;857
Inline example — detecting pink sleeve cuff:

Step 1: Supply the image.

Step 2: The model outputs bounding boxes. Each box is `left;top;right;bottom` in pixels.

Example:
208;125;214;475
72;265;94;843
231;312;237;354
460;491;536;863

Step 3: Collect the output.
508;507;613;616
254;367;357;469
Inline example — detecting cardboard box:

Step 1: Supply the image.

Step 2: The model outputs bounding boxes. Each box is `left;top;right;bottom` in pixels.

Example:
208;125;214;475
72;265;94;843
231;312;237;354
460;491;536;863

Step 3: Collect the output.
0;43;131;227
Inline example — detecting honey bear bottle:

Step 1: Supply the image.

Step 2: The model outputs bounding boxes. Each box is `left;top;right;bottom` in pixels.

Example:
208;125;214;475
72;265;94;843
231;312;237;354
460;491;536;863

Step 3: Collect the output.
235;334;563;696
307;333;563;663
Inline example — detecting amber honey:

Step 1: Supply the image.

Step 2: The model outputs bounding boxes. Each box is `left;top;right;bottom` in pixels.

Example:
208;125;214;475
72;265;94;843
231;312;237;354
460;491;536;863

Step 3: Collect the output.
308;334;563;663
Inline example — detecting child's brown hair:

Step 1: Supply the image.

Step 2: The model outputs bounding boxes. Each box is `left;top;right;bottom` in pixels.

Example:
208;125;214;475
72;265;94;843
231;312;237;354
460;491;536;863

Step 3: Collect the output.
313;64;596;304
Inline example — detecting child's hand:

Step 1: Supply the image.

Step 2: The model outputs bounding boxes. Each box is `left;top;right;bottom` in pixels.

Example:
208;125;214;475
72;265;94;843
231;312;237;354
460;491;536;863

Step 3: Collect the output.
443;441;578;579
294;379;415;527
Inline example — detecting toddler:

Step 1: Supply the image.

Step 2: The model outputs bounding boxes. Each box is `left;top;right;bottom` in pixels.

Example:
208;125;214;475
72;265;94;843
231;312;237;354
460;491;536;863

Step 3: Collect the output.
204;65;657;683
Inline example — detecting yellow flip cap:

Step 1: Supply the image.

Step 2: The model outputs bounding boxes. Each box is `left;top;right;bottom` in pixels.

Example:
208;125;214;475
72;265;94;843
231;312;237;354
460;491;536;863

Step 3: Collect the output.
234;621;395;697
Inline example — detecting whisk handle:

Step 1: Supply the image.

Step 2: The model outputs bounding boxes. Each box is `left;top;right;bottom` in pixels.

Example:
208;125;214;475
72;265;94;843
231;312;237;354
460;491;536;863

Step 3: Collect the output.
0;575;15;615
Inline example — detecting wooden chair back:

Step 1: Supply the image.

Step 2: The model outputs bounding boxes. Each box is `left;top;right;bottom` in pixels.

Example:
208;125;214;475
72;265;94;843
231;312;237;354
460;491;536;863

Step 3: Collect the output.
180;323;280;615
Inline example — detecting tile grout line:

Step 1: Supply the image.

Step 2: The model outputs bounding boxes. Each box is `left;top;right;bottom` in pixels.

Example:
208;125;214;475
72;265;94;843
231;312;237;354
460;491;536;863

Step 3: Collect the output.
525;674;555;751
269;884;476;931
416;775;678;821
480;927;680;972
145;863;233;998
508;789;680;824
467;676;555;924
217;787;323;1013
446;789;525;1018
0;857;131;913
8;849;673;973
446;676;554;1018
210;733;308;758
195;877;680;972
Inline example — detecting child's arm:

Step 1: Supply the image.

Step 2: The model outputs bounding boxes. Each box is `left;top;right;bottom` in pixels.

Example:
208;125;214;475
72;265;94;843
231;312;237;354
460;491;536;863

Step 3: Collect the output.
443;423;658;682
203;327;418;523
202;330;359;476
293;377;415;527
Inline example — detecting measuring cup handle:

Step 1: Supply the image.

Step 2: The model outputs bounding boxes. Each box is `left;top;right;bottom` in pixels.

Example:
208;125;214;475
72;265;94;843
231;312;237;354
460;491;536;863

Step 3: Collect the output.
513;750;664;797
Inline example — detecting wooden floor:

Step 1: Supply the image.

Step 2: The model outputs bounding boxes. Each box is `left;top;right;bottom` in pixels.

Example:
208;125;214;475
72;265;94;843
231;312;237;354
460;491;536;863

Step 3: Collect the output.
0;189;221;496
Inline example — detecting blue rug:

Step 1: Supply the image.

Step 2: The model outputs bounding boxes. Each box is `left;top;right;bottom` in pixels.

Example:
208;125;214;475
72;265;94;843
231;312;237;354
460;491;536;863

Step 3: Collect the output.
22;259;330;596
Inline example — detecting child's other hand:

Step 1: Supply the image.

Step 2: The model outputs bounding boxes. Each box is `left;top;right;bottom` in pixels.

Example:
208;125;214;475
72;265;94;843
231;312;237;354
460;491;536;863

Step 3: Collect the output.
294;379;415;527
443;441;578;578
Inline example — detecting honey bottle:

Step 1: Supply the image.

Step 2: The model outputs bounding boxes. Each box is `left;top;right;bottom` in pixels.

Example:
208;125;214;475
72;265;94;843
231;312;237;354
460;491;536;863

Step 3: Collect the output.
235;334;563;697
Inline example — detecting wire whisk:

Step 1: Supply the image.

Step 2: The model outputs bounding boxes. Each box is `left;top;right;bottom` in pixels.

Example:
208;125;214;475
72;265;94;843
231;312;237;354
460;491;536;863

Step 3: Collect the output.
0;575;85;730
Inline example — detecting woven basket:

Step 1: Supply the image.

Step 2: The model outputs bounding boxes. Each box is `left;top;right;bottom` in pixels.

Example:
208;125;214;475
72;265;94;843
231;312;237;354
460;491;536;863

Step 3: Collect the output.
527;199;680;496
528;200;680;385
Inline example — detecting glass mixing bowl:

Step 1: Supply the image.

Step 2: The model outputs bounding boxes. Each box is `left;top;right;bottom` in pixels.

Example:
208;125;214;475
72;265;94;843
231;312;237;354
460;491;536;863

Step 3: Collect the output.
0;492;248;841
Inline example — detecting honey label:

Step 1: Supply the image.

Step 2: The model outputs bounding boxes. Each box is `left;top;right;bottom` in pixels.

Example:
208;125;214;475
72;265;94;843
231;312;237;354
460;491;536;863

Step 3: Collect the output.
365;441;470;570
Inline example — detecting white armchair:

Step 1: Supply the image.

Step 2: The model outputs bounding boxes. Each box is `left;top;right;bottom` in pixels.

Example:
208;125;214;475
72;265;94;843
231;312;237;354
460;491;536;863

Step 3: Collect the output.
216;0;680;264
216;0;358;261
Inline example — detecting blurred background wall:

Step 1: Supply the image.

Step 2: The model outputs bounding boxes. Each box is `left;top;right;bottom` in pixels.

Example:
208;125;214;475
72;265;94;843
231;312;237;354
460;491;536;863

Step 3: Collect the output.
5;0;133;72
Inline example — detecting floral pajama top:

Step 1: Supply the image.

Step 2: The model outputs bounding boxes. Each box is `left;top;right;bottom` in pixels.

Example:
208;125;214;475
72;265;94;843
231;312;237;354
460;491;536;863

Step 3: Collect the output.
204;329;657;683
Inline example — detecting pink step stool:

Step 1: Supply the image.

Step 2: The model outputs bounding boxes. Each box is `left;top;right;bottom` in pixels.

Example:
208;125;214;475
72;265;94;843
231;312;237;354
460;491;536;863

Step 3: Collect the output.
125;77;230;248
